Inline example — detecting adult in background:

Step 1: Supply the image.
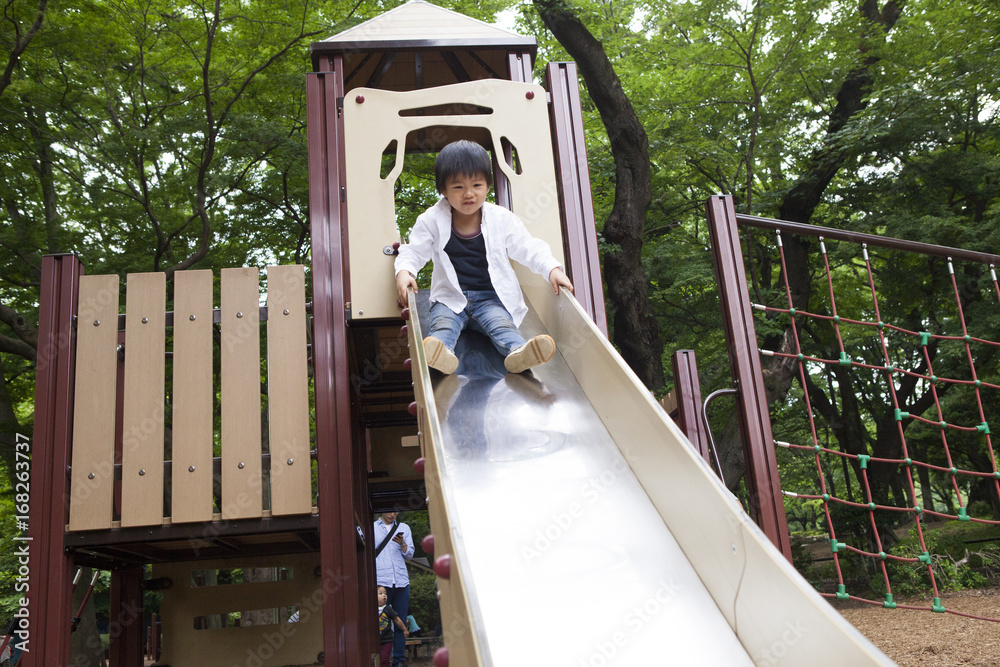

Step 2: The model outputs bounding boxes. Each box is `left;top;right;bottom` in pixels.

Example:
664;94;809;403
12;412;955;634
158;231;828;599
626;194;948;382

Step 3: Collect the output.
374;510;414;667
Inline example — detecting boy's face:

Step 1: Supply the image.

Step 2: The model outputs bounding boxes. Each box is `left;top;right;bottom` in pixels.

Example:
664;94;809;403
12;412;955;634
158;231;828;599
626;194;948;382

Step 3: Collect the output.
442;173;489;217
378;587;387;606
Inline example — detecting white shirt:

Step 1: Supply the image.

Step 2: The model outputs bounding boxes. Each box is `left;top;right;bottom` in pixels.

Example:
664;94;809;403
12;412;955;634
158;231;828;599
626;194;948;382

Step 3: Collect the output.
394;199;562;327
374;519;414;588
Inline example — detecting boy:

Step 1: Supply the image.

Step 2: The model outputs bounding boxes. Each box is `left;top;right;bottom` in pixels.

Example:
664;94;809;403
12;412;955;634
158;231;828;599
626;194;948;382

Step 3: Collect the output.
395;140;573;374
378;585;409;667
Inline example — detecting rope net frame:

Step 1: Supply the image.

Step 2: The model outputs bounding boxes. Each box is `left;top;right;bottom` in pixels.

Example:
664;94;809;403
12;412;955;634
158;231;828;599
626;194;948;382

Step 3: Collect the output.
740;220;1000;621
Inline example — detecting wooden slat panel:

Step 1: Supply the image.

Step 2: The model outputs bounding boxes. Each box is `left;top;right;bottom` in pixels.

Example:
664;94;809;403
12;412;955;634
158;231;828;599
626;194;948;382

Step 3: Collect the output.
171;270;215;523
68;275;121;531
121;272;166;527
265;265;312;516
221;268;262;519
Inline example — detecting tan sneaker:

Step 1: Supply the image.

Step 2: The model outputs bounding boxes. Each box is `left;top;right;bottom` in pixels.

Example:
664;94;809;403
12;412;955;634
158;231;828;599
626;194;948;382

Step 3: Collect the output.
504;334;556;374
423;336;459;374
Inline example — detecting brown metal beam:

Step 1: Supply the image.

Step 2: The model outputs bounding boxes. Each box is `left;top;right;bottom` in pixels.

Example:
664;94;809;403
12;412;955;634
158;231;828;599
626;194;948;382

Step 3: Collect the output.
25;254;83;667
545;62;608;335
706;195;792;561
670;350;713;468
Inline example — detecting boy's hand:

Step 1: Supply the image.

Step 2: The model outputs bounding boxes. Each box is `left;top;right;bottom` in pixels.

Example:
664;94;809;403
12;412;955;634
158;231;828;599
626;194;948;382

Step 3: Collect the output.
396;270;418;307
548;267;574;294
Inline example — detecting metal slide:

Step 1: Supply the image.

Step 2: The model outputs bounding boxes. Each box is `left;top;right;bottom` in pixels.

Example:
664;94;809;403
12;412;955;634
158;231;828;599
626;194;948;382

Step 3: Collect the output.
409;281;895;666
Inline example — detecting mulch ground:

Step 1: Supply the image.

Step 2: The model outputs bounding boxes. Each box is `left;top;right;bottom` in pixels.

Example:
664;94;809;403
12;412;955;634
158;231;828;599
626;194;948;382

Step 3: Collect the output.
834;588;1000;665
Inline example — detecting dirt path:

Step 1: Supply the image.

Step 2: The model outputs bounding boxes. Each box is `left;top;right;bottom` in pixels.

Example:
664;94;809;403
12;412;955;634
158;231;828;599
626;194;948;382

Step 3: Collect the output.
835;588;1000;665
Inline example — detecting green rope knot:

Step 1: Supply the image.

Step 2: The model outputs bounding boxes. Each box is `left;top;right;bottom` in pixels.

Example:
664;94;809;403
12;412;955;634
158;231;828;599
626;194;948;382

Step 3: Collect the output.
958;506;970;521
877;321;884;330
918;551;932;565
868;502;877;510
788;307;797;316
913;505;922;515
833;315;840;323
858;454;870;470
831;539;846;554
895;409;910;421
904;458;913;467
975;379;982;387
931;375;937;383
964;334;972;342
797;352;805;361
883;594;897;609
878;551;887;560
822;493;830;502
978;422;991;435
836;584;849;600
919;332;932;346
994;471;1000;480
940;421;948;429
838;352;852;366
932;597;945;613
950;467;958;475
814;444;822;452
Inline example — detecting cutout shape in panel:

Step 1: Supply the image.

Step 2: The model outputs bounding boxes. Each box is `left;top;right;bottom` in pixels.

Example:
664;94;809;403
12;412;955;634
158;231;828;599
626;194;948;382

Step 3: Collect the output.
121;272;167;527
68;274;120;531
343;79;563;320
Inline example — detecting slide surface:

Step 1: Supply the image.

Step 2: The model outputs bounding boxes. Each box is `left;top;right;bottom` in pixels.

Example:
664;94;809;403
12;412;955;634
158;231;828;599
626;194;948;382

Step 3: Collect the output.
411;287;894;666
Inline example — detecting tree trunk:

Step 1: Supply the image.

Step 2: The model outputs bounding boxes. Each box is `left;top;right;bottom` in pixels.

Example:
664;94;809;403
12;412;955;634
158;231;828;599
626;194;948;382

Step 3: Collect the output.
533;0;664;390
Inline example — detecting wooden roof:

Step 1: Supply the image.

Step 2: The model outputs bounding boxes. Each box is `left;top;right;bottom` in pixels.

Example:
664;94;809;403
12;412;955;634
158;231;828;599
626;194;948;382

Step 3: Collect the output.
311;1;537;87
315;0;534;51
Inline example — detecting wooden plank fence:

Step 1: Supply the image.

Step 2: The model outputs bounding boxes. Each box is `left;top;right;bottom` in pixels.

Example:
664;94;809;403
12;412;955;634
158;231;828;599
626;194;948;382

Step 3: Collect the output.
67;266;313;531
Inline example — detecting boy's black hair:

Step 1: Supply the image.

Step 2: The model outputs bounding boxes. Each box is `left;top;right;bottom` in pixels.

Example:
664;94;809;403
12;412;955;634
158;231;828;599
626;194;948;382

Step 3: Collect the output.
434;140;493;193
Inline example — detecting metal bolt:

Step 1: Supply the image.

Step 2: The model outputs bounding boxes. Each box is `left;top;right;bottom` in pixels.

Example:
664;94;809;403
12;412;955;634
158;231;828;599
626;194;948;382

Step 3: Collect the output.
237;312;243;318
283;309;289;315
88;473;95;480
287;458;294;465
238;462;245;469
358;310;364;316
94;320;100;326
356;94;365;103
139;469;146;476
188;466;196;472
141;317;148;324
190;314;196;321
525;90;535;99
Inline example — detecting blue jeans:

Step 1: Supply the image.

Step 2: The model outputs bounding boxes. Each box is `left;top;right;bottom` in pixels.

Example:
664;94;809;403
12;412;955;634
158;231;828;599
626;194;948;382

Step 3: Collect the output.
385;584;410;665
427;291;525;358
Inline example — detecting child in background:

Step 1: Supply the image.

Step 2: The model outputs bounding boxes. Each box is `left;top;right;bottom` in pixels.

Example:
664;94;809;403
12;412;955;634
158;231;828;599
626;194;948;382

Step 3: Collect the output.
378;585;408;667
395;140;573;375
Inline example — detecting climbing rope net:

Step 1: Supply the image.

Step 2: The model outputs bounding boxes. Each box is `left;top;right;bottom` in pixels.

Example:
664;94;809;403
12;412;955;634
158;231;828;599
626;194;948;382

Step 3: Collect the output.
744;223;1000;620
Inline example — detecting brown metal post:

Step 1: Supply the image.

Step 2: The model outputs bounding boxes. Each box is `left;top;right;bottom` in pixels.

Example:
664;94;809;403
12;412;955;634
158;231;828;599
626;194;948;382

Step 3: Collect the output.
670;350;712;468
24;254;83;667
307;55;367;664
108;567;144;666
705;195;792;561
545;62;608;335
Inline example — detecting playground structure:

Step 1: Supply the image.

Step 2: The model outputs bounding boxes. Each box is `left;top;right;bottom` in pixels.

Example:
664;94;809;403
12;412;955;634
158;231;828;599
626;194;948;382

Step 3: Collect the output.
19;2;908;665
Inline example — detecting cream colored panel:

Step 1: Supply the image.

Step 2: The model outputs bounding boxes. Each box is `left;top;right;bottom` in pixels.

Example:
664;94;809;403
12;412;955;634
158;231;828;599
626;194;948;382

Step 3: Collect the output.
121;272;166;527
265;265;312;516
68;274;120;531
221;267;263;520
153;553;323;667
343;80;564;320
171;270;215;523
